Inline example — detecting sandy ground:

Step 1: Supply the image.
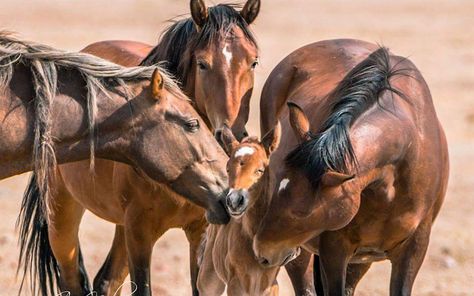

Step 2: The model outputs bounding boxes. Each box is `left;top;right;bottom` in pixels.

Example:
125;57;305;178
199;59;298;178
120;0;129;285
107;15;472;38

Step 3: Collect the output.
0;0;473;295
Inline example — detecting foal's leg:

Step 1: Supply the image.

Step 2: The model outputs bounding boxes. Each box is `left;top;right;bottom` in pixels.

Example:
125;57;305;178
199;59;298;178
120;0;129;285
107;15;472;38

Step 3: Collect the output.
344;263;372;296
184;220;207;296
389;219;431;296
318;233;353;296
48;189;90;295
197;229;225;296
93;225;129;295
285;249;316;295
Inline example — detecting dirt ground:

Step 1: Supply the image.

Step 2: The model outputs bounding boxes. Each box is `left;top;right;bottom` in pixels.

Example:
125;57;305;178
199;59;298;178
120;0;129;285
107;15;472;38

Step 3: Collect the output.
0;0;473;295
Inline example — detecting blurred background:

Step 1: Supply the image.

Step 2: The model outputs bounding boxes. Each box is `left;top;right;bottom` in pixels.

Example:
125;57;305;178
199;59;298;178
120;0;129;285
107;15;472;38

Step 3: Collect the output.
0;0;472;295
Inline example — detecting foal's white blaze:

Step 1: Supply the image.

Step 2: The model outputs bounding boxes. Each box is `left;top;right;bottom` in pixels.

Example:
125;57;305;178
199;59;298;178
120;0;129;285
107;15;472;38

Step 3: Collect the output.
279;178;290;192
234;146;255;158
222;43;233;66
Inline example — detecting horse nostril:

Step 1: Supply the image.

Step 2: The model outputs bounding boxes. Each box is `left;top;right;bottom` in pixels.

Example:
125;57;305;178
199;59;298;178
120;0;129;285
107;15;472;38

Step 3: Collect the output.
237;194;245;207
242;131;249;137
258;257;270;266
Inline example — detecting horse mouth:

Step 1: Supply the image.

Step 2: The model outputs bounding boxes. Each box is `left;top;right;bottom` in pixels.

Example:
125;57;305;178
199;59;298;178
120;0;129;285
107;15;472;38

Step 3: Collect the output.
227;206;248;219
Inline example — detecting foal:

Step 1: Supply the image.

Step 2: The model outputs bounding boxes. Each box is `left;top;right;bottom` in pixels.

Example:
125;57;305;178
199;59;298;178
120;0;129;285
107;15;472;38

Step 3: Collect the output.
198;124;296;296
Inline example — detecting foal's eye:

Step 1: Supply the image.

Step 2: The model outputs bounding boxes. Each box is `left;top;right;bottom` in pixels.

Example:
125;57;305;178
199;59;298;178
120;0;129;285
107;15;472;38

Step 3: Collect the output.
197;60;209;71
185;119;200;132
250;59;259;70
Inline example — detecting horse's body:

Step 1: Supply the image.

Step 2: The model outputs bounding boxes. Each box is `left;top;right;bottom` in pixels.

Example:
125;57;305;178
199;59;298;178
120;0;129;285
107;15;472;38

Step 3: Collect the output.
198;126;282;296
14;32;231;296
20;2;312;296
253;40;449;296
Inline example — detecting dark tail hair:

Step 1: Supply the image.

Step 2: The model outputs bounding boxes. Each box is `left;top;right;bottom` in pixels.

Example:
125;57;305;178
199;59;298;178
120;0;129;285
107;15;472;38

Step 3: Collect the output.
16;173;60;296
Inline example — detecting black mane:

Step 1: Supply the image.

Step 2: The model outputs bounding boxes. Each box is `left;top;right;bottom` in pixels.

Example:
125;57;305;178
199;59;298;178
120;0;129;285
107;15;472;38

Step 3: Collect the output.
140;4;258;83
285;47;406;187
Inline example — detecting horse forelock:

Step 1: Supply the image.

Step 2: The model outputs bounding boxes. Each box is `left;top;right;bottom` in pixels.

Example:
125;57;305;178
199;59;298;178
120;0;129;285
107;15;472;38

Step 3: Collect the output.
140;4;258;85
285;47;409;188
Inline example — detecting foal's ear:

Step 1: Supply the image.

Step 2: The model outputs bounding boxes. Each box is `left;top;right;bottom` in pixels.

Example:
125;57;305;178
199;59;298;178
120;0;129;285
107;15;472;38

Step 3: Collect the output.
241;0;261;24
190;0;208;29
261;121;281;156
151;68;164;100
288;102;311;143
220;125;239;156
321;171;355;187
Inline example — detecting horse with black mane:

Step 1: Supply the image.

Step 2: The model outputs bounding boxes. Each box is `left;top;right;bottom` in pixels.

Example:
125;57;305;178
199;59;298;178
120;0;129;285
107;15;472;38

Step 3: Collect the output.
254;40;449;296
11;33;230;296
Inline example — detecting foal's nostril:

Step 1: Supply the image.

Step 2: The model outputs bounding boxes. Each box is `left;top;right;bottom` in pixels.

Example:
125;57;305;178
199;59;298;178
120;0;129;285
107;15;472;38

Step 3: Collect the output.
237;194;245;207
215;130;223;144
242;131;249;137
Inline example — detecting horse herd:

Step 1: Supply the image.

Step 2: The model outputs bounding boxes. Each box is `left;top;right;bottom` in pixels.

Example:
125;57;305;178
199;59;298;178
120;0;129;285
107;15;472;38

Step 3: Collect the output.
0;1;448;296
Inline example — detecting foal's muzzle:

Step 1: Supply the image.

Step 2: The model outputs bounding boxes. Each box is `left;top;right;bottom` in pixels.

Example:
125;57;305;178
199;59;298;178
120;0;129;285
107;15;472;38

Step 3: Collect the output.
225;188;249;218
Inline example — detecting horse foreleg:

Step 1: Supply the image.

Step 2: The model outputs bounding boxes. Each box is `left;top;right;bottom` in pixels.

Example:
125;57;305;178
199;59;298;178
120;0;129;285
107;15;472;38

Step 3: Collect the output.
318;233;353;296
197;228;225;296
388;219;431;296
285;249;316;296
344;263;372;296
124;207;162;296
184;219;207;296
93;225;129;295
48;189;90;296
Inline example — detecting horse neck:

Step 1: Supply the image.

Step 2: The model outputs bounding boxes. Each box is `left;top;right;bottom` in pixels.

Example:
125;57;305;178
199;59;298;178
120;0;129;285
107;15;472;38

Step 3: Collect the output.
0;65;145;179
241;170;273;236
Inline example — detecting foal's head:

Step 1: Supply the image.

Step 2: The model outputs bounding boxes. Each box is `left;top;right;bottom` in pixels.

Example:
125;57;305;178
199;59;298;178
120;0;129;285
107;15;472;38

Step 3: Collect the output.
219;123;280;218
131;68;230;224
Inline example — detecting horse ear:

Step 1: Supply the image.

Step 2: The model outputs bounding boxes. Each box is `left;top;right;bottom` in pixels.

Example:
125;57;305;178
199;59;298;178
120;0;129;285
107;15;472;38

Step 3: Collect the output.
241;0;261;24
151;68;164;100
288;102;311;143
261;121;281;156
321;171;355;187
220;125;239;156
190;0;208;29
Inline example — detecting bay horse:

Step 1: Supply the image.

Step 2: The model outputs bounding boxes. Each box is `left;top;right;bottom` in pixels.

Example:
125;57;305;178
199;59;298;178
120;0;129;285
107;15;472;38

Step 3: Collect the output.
13;33;231;296
253;40;449;296
197;124;284;296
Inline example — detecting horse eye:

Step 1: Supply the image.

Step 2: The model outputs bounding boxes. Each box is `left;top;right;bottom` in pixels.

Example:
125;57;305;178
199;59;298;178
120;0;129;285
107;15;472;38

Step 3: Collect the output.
251;59;259;70
185;119;200;132
197;60;209;71
256;168;264;175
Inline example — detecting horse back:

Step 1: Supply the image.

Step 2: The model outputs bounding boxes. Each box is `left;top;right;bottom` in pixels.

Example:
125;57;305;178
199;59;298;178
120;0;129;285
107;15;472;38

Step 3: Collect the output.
82;40;153;66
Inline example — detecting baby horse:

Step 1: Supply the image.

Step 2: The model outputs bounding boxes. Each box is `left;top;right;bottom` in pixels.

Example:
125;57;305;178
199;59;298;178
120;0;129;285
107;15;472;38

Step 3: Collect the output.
197;124;296;295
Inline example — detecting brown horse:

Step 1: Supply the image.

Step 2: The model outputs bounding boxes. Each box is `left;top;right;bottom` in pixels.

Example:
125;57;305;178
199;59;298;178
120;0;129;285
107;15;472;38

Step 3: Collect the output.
15;34;231;296
253;40;449;296
197;125;283;296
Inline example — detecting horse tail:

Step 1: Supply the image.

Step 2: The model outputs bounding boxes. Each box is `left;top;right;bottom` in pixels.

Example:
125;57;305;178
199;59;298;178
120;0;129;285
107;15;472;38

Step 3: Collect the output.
16;173;60;296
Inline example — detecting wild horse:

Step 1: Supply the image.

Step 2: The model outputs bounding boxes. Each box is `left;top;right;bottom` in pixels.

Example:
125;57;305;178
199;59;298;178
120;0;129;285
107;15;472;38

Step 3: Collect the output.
11;33;230;295
254;40;449;296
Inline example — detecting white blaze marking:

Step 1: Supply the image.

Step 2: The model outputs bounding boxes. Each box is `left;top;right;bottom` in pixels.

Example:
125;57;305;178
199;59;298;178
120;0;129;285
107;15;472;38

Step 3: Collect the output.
279;178;290;192
234;146;255;158
222;43;233;66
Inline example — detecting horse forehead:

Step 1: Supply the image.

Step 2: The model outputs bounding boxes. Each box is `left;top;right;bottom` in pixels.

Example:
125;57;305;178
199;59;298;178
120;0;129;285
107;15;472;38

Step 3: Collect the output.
234;146;256;158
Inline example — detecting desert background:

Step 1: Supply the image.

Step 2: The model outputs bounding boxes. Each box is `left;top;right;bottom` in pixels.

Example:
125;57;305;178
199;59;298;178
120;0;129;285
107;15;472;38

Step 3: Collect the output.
0;0;472;295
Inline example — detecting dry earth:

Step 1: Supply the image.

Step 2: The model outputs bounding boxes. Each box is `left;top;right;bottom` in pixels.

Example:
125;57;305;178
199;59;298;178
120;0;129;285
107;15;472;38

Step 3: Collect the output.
0;0;472;295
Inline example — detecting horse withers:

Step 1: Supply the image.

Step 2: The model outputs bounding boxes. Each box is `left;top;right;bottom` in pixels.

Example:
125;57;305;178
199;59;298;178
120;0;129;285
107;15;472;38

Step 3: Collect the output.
198;124;285;296
253;41;449;296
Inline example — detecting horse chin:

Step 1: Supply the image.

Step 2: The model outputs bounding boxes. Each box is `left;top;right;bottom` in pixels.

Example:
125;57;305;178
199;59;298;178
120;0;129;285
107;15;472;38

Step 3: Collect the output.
205;199;230;225
228;208;246;219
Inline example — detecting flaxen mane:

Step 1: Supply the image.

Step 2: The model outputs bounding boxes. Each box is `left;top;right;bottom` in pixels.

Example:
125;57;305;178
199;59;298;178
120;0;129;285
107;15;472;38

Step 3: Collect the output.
140;4;258;84
285;47;407;188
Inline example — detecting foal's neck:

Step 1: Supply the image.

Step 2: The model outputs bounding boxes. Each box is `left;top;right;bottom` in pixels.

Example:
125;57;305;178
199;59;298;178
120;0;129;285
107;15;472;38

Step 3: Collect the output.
241;170;272;236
